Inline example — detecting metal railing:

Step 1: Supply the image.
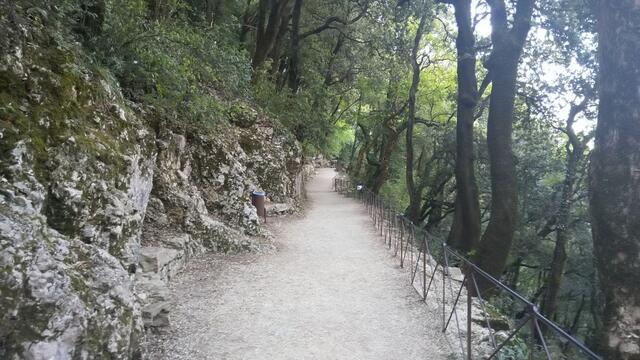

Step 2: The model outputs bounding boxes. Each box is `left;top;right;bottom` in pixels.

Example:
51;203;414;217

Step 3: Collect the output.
333;177;601;360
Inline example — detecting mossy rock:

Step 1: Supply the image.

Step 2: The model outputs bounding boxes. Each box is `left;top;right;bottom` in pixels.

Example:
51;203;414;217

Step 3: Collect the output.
227;103;258;128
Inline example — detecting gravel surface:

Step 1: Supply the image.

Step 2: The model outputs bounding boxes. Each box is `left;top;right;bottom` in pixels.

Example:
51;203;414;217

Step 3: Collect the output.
145;168;455;359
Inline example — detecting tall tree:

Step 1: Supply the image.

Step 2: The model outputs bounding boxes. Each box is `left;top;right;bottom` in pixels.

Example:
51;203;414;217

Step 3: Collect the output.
590;0;640;358
253;0;291;70
441;0;482;252
405;1;429;222
286;0;303;90
540;98;591;319
369;67;405;194
473;0;533;283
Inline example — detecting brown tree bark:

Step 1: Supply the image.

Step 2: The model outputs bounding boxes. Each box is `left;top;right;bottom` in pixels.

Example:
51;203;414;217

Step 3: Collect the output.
269;3;292;75
370;125;401;194
369;69;404;194
540;99;590;319
286;0;303;90
323;34;345;86
239;0;254;43
444;0;482;252
252;0;291;70
205;0;223;25
352;123;372;179
422;168;455;231
591;1;640;358
473;0;533;284
405;2;428;223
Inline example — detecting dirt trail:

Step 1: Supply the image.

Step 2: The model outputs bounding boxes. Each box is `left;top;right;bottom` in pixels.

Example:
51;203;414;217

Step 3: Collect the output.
146;168;453;359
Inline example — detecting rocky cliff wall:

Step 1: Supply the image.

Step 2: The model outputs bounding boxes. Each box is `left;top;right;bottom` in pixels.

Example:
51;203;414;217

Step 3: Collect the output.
0;4;303;359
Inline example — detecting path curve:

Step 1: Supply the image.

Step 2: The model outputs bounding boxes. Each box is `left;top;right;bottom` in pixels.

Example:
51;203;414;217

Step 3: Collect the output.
146;168;453;359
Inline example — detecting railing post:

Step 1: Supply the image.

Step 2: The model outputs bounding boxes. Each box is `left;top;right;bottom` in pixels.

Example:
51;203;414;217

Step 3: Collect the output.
422;236;427;301
530;309;536;360
467;270;473;360
400;220;405;268
442;243;447;331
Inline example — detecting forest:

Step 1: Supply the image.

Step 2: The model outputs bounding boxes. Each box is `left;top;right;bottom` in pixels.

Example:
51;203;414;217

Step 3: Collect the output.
1;0;639;358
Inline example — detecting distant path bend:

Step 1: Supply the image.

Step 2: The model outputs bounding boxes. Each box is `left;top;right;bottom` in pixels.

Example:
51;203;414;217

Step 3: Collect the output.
146;168;452;359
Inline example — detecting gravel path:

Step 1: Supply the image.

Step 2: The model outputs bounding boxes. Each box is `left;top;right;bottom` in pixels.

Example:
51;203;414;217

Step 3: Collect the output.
145;168;454;359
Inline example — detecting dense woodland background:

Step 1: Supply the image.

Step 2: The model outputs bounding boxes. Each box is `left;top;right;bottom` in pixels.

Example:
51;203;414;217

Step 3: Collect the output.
3;0;639;358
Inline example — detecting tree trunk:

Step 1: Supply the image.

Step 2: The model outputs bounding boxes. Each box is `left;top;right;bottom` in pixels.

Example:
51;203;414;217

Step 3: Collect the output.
252;0;290;70
508;256;523;292
473;0;532;287
405;3;428;223
541;101;588;319
424;195;443;232
324;34;345;86
541;162;576;317
370;127;401;194
147;0;169;20
205;0;214;24
78;0;106;38
370;69;403;194
287;0;303;90
447;0;481;252
253;0;269;65
352;123;372;179
239;0;254;43
205;0;223;25
590;1;640;358
269;4;292;76
423;171;453;232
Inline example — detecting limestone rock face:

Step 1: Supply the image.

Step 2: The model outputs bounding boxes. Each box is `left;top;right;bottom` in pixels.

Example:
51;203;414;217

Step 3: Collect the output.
266;203;295;216
0;2;303;357
138;247;184;281
0;5;150;357
0;3;304;358
0;164;143;359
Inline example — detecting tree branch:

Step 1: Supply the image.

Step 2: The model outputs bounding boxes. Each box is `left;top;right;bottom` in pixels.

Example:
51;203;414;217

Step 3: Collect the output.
300;0;369;39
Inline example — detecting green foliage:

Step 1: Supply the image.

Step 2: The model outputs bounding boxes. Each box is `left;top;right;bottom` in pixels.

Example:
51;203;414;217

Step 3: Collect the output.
497;337;529;360
380;177;410;211
79;0;252;129
252;71;345;156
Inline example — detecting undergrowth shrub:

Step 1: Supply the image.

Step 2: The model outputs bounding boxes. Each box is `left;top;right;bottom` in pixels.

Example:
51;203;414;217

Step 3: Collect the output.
77;0;252;129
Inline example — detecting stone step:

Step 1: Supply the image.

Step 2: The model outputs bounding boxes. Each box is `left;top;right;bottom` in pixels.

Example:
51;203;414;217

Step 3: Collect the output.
138;246;184;281
136;273;172;329
265;202;294;216
142;301;171;329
